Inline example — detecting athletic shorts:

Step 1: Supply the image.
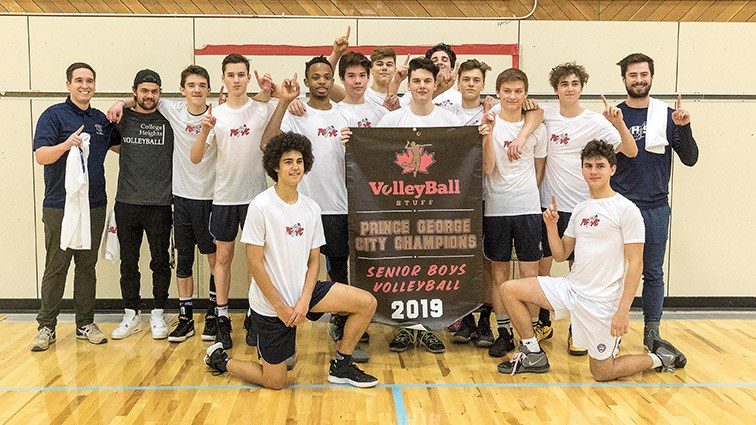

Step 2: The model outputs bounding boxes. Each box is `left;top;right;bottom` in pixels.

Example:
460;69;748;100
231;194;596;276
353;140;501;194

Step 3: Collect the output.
321;214;349;258
249;280;336;365
541;209;574;261
538;276;620;361
209;204;249;242
483;215;543;262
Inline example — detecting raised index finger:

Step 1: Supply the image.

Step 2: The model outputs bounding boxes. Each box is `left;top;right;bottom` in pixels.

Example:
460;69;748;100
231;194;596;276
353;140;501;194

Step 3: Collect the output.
551;195;557;208
345;25;351;39
404;54;410;66
676;94;682;110
74;125;85;135
208;104;212;115
601;95;609;110
254;69;261;82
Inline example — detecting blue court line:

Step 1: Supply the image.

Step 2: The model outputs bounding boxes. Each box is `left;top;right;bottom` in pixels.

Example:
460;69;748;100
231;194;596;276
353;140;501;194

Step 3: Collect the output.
392;387;409;425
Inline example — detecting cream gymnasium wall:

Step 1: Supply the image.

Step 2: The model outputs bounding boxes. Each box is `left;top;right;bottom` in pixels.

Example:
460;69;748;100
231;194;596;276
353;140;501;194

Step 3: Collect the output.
0;14;753;306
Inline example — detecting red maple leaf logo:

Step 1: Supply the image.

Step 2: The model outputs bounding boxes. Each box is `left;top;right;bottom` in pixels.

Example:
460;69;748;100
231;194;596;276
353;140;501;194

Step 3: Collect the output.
395;141;435;177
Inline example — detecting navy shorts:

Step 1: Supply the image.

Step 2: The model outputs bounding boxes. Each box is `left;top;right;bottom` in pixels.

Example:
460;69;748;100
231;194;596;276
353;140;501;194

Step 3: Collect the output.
483;215;543;262
174;196;216;278
250;280;336;365
209;204;249;242
540;209;574;261
321;214;349;258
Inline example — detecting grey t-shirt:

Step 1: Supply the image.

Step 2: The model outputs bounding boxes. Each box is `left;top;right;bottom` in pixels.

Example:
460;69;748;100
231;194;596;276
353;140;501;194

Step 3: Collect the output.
114;108;174;205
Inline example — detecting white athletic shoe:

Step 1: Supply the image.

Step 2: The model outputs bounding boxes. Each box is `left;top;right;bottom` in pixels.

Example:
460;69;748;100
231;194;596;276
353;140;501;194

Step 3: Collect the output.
150;309;169;340
112;309;142;340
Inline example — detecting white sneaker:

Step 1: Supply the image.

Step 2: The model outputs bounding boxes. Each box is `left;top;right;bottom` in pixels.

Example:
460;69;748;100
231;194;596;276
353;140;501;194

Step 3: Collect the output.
151;309;168;340
112;309;142;339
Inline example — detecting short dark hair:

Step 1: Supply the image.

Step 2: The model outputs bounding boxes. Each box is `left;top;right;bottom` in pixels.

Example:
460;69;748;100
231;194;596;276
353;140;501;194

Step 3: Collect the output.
222;53;249;74
457;59;492;82
305;55;333;78
180;65;211;90
495;68;528;92
408;57;438;80
549;62;589;90
425;43;457;68
338;52;372;80
263;132;315;182
370;47;396;63
581;140;617;167
66;62;96;82
617;53;655;77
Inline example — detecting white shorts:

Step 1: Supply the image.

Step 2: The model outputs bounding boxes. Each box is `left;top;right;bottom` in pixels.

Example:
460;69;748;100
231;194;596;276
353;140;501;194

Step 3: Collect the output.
538;276;621;361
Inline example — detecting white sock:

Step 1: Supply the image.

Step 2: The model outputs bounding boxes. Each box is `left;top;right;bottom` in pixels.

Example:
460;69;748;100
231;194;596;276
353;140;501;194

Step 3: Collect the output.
521;336;541;353
649;353;662;369
216;305;229;318
531;317;539;328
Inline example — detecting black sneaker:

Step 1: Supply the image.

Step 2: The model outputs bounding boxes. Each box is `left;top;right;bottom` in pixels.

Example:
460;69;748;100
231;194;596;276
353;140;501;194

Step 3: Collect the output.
489;328;515;357
452;314;477;343
329;314;347;342
204;342;229;375
497;344;550;375
327;360;378;388
244;310;257;347
168;319;195;343
474;314;494;347
644;324;660;352
389;328;414;352
417;330;445;353
215;316;233;349
360;331;370;344
652;338;687;372
202;315;217;341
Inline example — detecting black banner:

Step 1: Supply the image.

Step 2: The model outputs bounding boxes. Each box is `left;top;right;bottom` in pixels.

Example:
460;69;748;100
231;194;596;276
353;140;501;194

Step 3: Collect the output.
346;126;483;329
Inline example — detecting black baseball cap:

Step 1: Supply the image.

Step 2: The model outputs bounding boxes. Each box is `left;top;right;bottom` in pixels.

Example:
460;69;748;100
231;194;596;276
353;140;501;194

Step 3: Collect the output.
133;69;162;88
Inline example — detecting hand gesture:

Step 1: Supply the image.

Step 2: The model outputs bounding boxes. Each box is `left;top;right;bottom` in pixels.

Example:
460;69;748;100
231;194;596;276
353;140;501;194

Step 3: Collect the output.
340;127;352;145
280;73;301;102
522;98;540;112
481;95;498;111
601;95;624;127
478;102;495;137
107;102;124;123
64;125;85;150
383;93;400;111
671;94;690;126
610;309;630;337
254;70;273;94
288;98;306;116
332;26;351;56
395;54;410;81
201;104;217;132
218;85;226;105
543;195;559;226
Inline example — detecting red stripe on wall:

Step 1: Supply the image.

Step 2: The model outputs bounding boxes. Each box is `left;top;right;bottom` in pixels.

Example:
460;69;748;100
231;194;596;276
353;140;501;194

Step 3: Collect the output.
195;44;519;67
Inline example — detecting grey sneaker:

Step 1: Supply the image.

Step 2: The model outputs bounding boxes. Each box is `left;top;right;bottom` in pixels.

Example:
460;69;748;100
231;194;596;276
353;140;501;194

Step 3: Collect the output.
497;344;550;375
352;345;370;363
31;326;56;352
644;325;661;352
76;323;108;345
652;339;687;372
417;330;445;353
286;354;297;371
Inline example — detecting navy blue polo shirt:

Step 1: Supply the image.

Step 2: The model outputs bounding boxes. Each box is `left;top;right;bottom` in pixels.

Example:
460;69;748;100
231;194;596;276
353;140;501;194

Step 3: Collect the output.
33;97;118;209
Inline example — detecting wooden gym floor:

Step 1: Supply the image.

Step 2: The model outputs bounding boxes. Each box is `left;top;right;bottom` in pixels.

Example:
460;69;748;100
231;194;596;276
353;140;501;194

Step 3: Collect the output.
1;312;754;425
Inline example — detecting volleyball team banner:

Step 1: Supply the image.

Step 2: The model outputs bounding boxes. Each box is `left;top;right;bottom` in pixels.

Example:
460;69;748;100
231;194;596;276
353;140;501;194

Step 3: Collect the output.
346;127;483;329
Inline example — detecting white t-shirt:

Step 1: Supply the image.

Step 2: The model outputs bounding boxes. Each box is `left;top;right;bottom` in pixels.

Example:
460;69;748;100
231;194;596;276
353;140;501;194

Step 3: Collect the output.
446;103;484;126
207;98;275;205
364;87;386;107
158;100;216;200
540;106;622;212
281;105;349;214
485;117;547;216
565;193;644;301
400;87;462;108
242;187;326;317
335;101;387;128
378;105;462;128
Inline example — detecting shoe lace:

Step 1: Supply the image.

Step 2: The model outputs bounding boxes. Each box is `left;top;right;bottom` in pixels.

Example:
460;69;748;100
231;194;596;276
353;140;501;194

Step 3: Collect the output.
39;327;54;338
119;315;135;328
421;331;441;345
508;351;527;376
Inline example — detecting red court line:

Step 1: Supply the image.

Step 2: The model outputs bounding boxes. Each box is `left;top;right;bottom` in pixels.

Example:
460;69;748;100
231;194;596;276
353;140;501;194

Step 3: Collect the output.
195;44;519;67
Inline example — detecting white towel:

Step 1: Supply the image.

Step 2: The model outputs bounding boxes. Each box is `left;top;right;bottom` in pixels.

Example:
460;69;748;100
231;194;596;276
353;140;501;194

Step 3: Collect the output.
645;97;669;154
103;209;120;263
60;133;91;250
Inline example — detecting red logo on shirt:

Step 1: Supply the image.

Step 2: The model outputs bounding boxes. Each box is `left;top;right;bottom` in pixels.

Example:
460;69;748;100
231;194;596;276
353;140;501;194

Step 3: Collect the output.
550;133;570;145
108;226;117;234
230;125;250;137
503;140;513;148
317;125;338;138
395;141;435;178
185;124;201;134
286;223;304;237
357;118;372;128
435;99;453;107
580;215;600;227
